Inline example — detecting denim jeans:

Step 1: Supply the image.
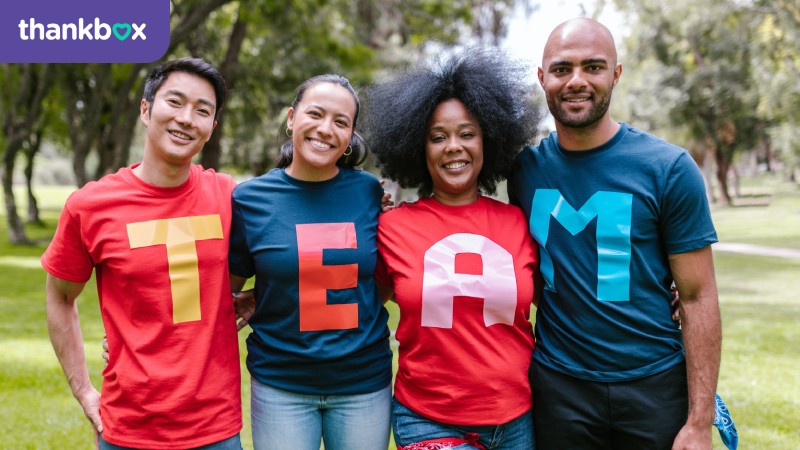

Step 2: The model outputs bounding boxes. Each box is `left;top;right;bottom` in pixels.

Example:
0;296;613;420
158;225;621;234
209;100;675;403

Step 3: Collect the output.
392;397;534;450
98;433;242;450
250;377;391;450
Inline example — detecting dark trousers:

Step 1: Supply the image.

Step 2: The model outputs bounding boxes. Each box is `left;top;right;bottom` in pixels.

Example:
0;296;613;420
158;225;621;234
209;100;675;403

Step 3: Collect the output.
531;360;688;450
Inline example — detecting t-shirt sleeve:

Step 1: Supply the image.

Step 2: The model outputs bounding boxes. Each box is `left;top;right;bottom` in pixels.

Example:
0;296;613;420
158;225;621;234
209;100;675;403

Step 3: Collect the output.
660;152;718;254
228;191;255;278
41;201;94;283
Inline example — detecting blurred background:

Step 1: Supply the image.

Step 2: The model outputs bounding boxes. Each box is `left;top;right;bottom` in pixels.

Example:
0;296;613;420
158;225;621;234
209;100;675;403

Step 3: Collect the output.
1;0;798;448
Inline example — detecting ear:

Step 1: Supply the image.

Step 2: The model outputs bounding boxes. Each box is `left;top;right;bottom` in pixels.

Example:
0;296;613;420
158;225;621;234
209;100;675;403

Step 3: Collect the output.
612;63;622;87
140;99;150;126
537;67;545;88
286;106;295;130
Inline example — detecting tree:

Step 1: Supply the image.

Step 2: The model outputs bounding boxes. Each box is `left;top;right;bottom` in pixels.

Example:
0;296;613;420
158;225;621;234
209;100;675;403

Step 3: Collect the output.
613;0;765;204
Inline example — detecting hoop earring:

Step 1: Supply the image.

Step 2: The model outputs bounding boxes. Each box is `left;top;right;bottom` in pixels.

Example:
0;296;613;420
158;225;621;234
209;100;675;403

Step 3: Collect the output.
286;128;293;138
343;146;353;156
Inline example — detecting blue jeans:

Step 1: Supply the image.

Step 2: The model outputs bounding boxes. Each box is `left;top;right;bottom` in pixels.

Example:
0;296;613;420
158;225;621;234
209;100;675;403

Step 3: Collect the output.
98;433;241;450
250;377;391;450
392;398;534;450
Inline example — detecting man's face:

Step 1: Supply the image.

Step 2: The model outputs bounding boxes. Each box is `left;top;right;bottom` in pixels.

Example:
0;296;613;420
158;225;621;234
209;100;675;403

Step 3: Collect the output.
538;23;621;129
139;71;217;165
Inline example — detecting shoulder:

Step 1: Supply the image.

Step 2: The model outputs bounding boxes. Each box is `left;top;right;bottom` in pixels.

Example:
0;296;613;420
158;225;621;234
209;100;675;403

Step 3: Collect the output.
622;125;688;158
378;198;422;227
64;169;127;208
344;168;381;187
194;165;236;190
480;196;528;224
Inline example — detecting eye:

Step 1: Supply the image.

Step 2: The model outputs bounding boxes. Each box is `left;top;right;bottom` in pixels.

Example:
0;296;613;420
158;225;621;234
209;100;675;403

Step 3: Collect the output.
587;64;604;72
335;119;350;128
197;108;211;116
307;110;322;118
461;131;475;139
430;134;446;143
167;98;181;106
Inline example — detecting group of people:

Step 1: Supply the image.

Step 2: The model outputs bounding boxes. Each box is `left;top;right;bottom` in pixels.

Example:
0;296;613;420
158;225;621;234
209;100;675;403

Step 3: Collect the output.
43;18;726;450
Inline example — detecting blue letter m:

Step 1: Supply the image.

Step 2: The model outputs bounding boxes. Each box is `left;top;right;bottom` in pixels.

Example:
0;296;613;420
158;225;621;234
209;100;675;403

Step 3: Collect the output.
530;190;632;301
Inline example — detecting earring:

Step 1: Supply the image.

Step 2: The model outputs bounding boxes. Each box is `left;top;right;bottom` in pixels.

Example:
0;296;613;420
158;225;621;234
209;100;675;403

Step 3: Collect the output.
286;128;293;137
343;146;353;156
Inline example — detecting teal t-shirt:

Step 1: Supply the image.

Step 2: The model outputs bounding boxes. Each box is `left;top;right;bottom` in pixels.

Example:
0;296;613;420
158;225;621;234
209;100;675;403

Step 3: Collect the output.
508;123;717;382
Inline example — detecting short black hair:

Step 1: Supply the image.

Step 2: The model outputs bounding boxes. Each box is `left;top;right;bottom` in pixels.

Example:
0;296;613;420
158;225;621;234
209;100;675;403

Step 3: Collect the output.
364;48;542;196
143;57;227;121
276;74;368;169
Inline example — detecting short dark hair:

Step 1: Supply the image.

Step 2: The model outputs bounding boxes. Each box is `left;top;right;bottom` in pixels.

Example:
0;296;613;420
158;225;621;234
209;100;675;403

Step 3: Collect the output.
143;57;227;120
276;74;367;169
364;48;542;196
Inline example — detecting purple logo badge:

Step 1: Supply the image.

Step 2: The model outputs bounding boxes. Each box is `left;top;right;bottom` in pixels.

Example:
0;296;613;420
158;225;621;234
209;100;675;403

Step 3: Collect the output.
1;0;170;63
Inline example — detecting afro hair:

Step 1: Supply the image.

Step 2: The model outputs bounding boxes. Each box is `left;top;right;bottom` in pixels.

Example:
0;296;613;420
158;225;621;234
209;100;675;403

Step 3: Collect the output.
364;48;542;196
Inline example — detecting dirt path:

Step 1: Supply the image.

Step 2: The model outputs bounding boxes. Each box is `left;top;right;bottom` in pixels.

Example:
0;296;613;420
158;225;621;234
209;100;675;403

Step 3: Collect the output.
713;242;800;260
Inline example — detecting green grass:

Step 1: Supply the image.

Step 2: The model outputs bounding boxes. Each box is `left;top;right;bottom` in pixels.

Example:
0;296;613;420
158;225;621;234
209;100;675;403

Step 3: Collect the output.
1;177;798;449
712;174;800;249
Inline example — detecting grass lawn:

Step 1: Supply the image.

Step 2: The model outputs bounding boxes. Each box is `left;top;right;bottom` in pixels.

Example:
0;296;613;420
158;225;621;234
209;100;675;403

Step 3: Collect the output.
1;176;798;449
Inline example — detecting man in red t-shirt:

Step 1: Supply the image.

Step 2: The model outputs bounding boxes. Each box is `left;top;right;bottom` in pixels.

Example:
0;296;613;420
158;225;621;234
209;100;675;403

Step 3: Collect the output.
42;58;243;449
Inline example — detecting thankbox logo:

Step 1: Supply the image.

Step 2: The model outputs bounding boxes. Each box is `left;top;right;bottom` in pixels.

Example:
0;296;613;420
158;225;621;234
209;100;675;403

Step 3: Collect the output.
1;0;169;63
18;18;147;42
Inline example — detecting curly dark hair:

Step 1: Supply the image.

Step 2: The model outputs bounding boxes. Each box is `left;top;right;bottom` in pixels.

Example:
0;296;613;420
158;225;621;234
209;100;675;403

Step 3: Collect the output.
364;48;542;196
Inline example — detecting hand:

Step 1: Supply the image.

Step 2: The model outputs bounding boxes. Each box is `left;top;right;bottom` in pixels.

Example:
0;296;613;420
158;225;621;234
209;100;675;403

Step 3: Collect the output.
380;179;395;213
75;385;103;443
672;422;712;450
233;290;256;331
101;335;109;367
671;285;681;323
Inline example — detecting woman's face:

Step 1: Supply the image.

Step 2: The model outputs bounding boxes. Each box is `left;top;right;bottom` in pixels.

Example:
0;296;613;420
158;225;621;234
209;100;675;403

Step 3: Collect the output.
425;98;484;206
286;82;356;181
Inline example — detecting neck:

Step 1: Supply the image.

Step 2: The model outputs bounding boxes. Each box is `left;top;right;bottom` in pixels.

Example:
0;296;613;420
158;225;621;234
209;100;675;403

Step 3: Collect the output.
432;189;479;207
555;117;620;151
285;163;339;182
132;157;192;187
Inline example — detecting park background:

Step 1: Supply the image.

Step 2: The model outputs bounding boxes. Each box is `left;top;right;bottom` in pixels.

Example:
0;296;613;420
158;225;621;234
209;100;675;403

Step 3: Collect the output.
1;0;798;448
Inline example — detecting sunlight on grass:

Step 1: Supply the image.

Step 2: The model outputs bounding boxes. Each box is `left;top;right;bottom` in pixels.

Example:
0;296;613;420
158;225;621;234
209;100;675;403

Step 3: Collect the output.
0;256;43;269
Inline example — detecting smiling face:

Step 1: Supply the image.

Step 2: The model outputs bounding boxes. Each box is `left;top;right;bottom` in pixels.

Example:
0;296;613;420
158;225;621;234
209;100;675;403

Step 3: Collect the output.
538;19;621;130
285;82;356;181
425;98;484;206
140;71;217;167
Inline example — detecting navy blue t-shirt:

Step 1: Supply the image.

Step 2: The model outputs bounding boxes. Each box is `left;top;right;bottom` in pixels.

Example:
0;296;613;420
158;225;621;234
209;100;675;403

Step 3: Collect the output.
508;123;718;382
229;167;392;395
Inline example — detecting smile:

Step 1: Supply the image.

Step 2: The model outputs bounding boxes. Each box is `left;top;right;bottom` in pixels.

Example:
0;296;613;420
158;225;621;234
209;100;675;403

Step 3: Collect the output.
169;130;192;140
309;139;334;149
442;161;468;169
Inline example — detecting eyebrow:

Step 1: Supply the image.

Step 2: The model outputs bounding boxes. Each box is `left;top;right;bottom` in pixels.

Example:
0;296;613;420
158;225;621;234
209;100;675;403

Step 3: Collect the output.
305;104;353;121
163;89;216;109
549;57;609;68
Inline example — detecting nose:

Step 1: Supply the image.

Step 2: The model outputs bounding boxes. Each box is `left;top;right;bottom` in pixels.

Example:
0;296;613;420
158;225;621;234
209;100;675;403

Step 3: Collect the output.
444;135;463;153
316;117;333;137
175;105;194;126
565;69;587;90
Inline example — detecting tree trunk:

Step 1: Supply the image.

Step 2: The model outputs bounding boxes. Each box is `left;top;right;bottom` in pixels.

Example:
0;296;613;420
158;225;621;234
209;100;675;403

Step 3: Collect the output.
201;5;248;170
25;131;43;224
2;141;30;244
714;147;731;206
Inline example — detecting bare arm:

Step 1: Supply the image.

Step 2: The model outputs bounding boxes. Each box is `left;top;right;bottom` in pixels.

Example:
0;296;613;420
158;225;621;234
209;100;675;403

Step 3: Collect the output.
668;246;721;450
376;279;395;305
46;273;103;441
230;274;254;331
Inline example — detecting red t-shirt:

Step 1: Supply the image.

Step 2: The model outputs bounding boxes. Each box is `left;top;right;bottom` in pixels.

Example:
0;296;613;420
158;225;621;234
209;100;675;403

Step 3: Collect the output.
41;165;241;448
376;196;537;425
